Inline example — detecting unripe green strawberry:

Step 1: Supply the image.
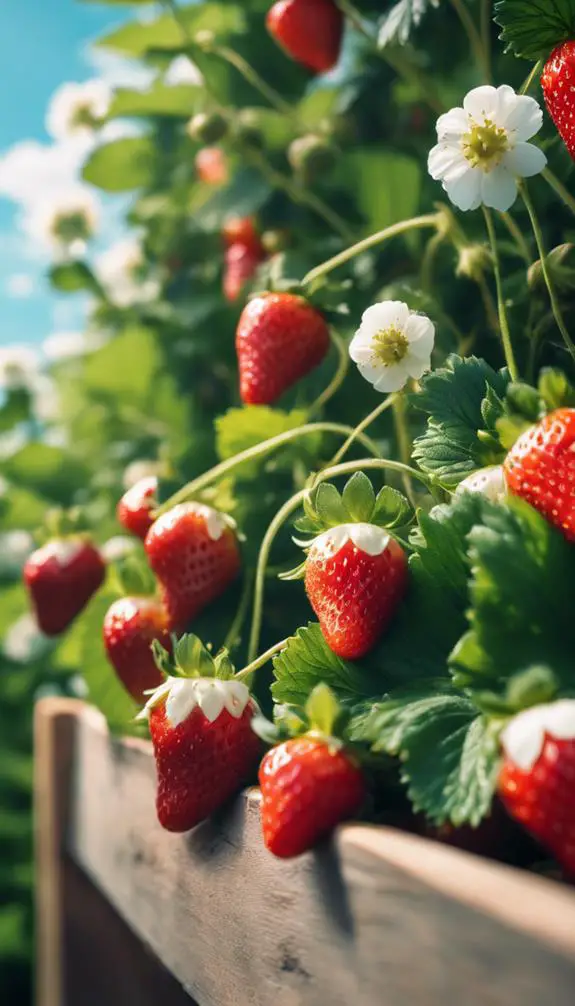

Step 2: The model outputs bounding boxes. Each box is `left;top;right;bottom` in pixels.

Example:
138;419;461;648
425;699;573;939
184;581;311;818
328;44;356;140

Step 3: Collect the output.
187;111;228;144
288;134;337;183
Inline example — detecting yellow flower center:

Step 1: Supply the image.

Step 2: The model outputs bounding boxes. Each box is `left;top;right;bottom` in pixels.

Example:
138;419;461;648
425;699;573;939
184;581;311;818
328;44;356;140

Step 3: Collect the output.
462;118;509;171
51;211;91;245
372;325;409;367
71;102;101;131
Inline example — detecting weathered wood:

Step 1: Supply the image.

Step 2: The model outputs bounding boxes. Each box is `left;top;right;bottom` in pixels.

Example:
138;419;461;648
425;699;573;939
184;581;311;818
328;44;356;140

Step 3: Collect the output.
37;699;575;1006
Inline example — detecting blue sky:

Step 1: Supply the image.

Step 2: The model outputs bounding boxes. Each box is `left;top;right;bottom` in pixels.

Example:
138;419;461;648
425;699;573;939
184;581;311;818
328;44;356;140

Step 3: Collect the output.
0;0;129;350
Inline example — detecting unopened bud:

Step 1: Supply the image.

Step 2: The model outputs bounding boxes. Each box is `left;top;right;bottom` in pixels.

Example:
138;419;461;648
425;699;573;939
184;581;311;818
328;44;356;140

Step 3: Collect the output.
456;243;491;281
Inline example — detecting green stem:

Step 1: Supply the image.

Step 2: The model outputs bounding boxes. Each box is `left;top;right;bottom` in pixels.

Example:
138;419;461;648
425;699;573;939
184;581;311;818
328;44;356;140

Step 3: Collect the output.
499;211;530;265
329;394;396;467
247;457;430;661
209;44;297;122
482;207;519;380
308;329;349;416
222;573;253;651
302;213;440;288
421;232;445;293
235;638;289;684
392;393;415;505
542;167;575;218
156;422;382;515
480;0;492;83
448;0;490;80
476;271;501;337
521;59;543;96
521;182;575;366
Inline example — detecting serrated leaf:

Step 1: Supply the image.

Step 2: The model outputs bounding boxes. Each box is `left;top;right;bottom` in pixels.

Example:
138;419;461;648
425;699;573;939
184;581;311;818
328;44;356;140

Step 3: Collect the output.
341;472;376;523
451;497;575;693
215;405;310;478
494;0;575;60
272;623;380;706
412;355;510;487
372;486;413;528
378;0;440;48
313;483;348;527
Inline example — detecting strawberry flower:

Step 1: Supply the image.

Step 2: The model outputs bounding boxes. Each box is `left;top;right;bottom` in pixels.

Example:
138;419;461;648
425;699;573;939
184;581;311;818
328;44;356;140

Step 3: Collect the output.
349;300;435;392
428;85;547;212
46;80;111;141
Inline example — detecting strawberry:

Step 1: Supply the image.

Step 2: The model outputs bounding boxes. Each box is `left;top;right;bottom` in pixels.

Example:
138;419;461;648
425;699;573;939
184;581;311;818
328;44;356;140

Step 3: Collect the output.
144;502;241;633
23;539;105;636
503;408;575;541
266;0;344;74
140;636;260;832
541;43;575;162
498;700;575;877
236;292;330;405
195;146;228;185
222;216;261;253
259;735;365;857
103;596;170;702
117;475;158;540
304;523;408;659
223;242;264;303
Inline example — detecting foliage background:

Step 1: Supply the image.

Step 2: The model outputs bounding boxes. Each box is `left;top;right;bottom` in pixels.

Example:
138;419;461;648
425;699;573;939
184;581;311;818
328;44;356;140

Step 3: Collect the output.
1;0;574;1001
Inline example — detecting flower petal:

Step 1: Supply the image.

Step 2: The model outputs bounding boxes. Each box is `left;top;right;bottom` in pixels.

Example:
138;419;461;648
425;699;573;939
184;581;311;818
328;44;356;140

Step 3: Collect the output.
359;300;409;332
435;107;467;141
405;353;431;380
463;85;498;121
348;336;376;364
373;362;409;393
444;166;482;211
428;142;463;181
480;166;517;211
503;94;543;141
405;315;435;358
504;141;547;178
356;360;384;387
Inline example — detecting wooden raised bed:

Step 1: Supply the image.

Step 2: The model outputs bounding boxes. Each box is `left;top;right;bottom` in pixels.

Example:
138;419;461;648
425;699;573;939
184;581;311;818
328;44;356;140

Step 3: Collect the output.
35;697;575;1006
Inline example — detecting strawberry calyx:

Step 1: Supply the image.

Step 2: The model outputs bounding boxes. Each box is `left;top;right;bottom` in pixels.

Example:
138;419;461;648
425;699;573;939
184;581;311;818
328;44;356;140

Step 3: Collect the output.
36;505;93;547
252;682;350;754
110;552;157;599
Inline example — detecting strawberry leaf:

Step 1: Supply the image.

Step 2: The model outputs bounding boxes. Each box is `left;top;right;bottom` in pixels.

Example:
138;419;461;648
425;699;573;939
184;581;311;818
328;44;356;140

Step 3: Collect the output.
378;0;440;48
412;355;510;487
215;405;312;479
272;623;380;706
494;0;575;60
349;685;500;826
450;497;575;693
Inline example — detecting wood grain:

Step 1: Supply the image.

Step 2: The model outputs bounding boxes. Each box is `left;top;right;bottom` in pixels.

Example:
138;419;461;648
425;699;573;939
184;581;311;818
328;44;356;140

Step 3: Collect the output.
37;699;575;1006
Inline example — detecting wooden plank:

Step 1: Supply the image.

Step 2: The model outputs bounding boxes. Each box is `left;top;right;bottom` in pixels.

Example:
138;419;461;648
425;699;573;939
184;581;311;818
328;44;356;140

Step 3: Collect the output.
45;700;575;1006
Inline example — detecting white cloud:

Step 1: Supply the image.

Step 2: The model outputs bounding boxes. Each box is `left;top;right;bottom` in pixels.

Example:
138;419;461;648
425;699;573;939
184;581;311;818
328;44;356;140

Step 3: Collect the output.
6;273;34;298
84;45;155;90
0;136;92;207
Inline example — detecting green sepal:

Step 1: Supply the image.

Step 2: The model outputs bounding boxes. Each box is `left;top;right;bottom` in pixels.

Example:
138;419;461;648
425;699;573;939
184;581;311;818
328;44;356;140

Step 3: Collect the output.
473;665;559;717
213;649;235;680
304;683;341;737
297;474;413;547
278;559;307;582
313;482;349;527
372;486;414;529
175;634;215;677
111;553;156;598
341;472;376;523
538;368;575;411
151;640;173;679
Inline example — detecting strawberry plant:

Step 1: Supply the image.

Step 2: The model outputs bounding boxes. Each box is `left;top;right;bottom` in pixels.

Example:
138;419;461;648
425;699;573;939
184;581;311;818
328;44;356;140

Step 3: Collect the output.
5;1;575;986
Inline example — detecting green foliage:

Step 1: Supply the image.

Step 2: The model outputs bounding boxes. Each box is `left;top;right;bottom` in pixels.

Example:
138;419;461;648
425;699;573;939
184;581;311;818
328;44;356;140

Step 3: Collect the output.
108;82;200;119
494;0;575;60
83;137;158;192
49;260;102;295
97;4;246;57
215;405;310;476
378;0;440;48
346;150;422;233
272;623;380;706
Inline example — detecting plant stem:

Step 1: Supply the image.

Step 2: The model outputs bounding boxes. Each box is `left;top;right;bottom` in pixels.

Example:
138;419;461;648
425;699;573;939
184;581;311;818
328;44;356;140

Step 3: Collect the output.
475;272;501;337
521;182;575;366
499;211;530;265
329;394;396;467
520;59;543;96
392;393;415;505
542;167;575;218
480;0;492;83
222;573;253;651
482;207;519;380
448;0;490;80
308;329;349;416
235;638;289;684
209;44;296;121
156;422;382;515
247;457;430;661
421;231;445;292
302;213;440;288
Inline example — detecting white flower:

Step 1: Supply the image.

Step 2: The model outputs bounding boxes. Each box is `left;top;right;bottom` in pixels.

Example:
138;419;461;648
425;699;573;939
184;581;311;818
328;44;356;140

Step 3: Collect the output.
95;238;160;307
501;700;575;772
43;330;108;362
428;84;547;212
455;465;507;503
24;187;99;257
32;375;60;423
123;459;161;489
47;79;111;141
164;55;203;87
0;530;34;576
101;535;138;563
0;345;39;389
3;613;51;663
349;301;435;393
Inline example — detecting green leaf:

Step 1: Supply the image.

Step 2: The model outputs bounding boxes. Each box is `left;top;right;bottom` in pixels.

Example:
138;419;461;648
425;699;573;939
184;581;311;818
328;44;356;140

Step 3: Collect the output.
0;389;31;433
193;168;272;231
98;4;245;57
451;497;575;693
83;326;160;401
108;82;199;119
538;367;575;410
412;355;510;487
346;150;421;233
378;0;439;48
494;0;575;60
215;405;310;478
341;472;376;523
313;483;349;527
82;137;157;192
305;683;340;736
272;623;380;706
371;486;413;528
3;444;87;506
350;685;499;825
48;261;102;295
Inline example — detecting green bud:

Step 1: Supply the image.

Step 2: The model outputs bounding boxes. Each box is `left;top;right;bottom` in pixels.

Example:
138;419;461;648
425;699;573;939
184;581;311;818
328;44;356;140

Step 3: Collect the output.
528;243;575;293
288;134;337;183
187;111;228;144
456;243;492;281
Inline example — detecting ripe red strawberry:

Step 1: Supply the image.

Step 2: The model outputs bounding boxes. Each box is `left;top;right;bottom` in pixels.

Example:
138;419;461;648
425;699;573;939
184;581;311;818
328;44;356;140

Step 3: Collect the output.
304;523;408;659
117;476;158;540
144;502;241;633
236;292;330;405
504;408;575;541
145;675;260;832
223;242;265;302
195;146;228;185
23;539;105;636
103;596;170;702
541;43;575;161
266;0;344;74
498;700;575;877
222;216;261;253
259;735;365;857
